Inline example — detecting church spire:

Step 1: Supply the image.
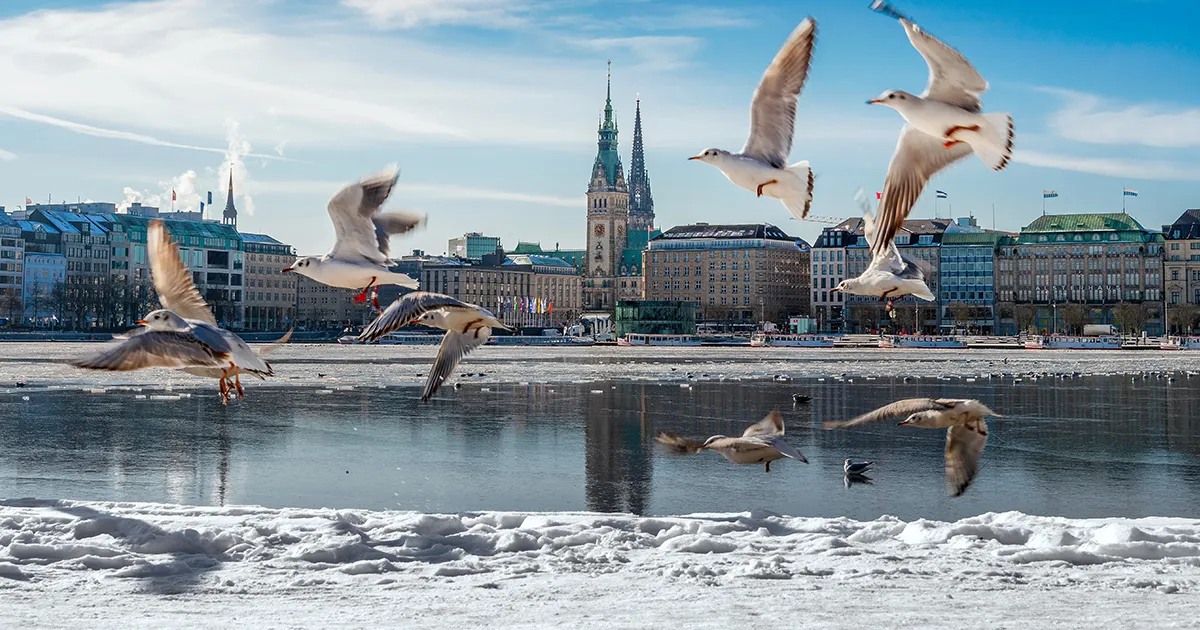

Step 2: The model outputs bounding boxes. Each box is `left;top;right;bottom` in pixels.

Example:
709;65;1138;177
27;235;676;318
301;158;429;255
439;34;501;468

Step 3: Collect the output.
627;95;654;222
222;168;237;228
588;60;626;194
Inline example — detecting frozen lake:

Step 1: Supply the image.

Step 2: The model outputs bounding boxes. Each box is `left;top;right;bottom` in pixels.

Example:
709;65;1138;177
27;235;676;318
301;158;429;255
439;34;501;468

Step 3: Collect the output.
3;343;1200;521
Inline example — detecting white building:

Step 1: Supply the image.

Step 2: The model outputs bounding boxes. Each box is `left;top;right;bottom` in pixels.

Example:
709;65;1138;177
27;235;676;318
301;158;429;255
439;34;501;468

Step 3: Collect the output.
23;252;66;325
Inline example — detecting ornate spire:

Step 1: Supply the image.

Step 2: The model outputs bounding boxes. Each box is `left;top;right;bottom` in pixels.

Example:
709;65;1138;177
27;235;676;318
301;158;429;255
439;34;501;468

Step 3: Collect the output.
627;95;654;220
588;61;626;193
222;168;237;227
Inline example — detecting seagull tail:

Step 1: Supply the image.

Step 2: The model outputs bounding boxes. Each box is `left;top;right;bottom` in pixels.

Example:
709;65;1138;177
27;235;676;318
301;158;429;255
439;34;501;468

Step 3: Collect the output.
778;161;814;221
966;113;1014;172
904;280;935;302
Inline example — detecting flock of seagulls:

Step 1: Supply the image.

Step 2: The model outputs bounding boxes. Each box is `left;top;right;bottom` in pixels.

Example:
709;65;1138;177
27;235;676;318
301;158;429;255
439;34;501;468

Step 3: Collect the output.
66;1;1007;497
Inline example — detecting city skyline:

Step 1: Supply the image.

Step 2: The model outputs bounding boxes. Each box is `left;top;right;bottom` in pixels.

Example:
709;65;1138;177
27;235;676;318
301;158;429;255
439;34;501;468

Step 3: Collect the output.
0;0;1197;259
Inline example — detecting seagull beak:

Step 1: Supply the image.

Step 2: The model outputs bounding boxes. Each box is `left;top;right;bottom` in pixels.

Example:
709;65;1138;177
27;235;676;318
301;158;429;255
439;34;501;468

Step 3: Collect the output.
687;155;703;161
282;267;294;273
829;287;840;293
867;99;884;105
135;319;148;325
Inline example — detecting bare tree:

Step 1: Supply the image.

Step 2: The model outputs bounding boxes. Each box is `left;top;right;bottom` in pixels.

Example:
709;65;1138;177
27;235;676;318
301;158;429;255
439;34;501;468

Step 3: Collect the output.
1112;302;1148;335
1168;304;1198;335
1015;304;1036;334
891;303;915;333
1060;303;1089;335
852;305;880;333
49;281;68;328
2;291;22;325
949;302;973;332
25;278;42;325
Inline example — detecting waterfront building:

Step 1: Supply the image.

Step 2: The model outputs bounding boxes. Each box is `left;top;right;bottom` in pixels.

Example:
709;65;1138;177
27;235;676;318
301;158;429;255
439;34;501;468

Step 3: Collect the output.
0;212;24;323
1163;210;1200;331
241;233;296;331
448;232;502;261
845;218;950;333
614;300;696;336
295;275;371;330
22;252;66;325
994;213;1164;335
421;251;582;328
937;218;1003;334
642;223;810;325
810;219;855;332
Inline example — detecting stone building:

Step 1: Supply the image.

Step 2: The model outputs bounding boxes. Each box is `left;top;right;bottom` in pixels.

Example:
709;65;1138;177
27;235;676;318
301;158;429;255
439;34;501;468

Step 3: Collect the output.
844;218;951;333
642;223;810;325
241;233;296;331
421;253;582;328
809;220;855;332
1163;209;1200;331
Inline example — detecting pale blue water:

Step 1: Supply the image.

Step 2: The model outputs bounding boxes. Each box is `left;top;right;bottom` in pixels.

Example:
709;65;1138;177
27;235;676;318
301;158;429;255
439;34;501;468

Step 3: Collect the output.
2;359;1199;521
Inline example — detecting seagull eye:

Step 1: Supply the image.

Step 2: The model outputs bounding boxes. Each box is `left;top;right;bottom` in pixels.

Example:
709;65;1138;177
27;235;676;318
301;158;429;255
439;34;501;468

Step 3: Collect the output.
888;94;895;100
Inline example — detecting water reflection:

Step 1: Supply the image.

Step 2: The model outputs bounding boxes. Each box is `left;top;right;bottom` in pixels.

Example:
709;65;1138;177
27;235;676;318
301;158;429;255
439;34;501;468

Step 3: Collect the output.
1;373;1199;521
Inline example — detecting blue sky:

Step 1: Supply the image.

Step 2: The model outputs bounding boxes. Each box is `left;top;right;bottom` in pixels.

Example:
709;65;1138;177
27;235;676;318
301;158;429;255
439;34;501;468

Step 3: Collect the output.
0;0;1197;256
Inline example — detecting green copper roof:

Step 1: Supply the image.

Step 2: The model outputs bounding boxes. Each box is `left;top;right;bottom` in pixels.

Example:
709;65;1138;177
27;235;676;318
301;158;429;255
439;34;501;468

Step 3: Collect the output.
590;64;624;191
941;231;1006;246
511;241;545;254
1023;213;1146;233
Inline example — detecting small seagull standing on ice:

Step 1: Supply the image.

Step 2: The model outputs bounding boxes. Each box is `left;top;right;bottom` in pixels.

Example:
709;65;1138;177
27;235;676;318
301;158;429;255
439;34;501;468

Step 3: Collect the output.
824;398;1000;496
356;292;512;401
865;1;1013;257
284;166;423;312
689;18;818;222
832;190;934;313
655;410;808;472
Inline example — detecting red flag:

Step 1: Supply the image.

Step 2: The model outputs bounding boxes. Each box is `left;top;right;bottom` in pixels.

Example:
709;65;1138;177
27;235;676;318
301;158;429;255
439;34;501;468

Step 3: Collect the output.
24;197;32;205
875;192;882;200
172;190;177;201
548;301;553;314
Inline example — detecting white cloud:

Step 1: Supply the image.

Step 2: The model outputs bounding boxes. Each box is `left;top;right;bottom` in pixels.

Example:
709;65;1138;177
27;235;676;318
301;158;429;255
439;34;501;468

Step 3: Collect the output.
565;36;703;71
341;0;532;29
0;147;15;161
1043;88;1200;148
1014;149;1200;182
249;178;580;208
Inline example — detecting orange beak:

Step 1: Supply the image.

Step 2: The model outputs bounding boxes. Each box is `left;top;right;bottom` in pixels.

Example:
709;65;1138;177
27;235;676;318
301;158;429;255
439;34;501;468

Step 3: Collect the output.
687;155;702;161
136;319;148;325
867;99;884;105
282;267;294;273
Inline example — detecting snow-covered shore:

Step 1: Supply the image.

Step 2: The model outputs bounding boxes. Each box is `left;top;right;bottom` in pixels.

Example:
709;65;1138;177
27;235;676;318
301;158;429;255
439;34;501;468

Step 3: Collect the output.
1;499;1197;628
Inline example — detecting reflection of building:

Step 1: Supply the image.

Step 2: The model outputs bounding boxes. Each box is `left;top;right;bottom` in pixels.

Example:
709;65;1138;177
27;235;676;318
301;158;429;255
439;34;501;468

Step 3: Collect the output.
583;66;656;313
448;232;501;261
241;233;296;331
644;223;810;324
1163;209;1200;312
845;218;950;333
810;220;853;332
584;385;653;514
994;213;1164;335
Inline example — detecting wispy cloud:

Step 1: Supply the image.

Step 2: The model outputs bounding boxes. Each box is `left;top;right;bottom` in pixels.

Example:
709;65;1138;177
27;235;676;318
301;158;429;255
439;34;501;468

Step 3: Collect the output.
0;147;15;161
341;0;533;29
1014;149;1200;182
249;178;580;207
565;35;703;70
1042;88;1200;148
621;7;752;30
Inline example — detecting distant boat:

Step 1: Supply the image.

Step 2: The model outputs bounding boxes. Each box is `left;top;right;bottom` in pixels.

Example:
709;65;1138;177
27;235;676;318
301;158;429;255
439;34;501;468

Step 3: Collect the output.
617;333;702;347
1161;336;1200;350
751;332;837;348
339;332;443;345
487;335;595;347
879;335;966;349
1024;335;1120;350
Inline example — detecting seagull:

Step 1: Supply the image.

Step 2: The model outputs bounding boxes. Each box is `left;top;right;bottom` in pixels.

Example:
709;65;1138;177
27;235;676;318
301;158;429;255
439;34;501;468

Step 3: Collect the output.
283;166;423;312
689;18;817;222
792;393;812;404
865;1;1013;257
831;191;934;312
823;398;1000;496
356;291;512;401
71;220;276;404
179;329;293;403
655;410;808;472
844;459;873;475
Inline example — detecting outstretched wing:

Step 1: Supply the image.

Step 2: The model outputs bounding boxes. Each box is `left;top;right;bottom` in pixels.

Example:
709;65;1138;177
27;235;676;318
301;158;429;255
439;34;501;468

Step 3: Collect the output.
421;326;490;401
148;220;216;326
740;18;817;168
742;409;786;437
823;398;951;429
871;127;972;259
253;328;293;357
945;418;988;497
902;19;987;111
328;166;423;263
654;432;706;455
767;437;808;463
70;331;230;372
358;292;473;342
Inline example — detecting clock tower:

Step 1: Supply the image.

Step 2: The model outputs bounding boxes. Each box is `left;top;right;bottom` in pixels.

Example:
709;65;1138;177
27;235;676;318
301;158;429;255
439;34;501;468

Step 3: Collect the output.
584;62;630;312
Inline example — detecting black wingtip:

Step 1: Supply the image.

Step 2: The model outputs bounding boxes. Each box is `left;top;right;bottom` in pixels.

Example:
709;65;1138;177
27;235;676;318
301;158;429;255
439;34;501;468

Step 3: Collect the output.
869;0;910;22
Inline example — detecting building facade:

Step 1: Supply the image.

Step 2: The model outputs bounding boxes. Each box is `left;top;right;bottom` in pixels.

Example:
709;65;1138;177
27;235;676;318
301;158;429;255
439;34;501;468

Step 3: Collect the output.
242;233;297;331
643;223;810;324
296;276;370;330
422;253;583;328
937;218;1003;333
810;220;855;332
995;213;1164;335
582;67;655;313
448;232;502;261
845;218;951;333
1163;210;1200;330
0;212;24;323
22;252;65;325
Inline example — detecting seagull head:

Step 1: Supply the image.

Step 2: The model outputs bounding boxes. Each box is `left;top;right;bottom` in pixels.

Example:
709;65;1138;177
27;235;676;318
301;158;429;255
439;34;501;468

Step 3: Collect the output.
830;278;859;295
416;310;448;329
867;90;915;110
688;148;729;165
898;412;933;427
137;309;191;332
701;435;728;448
282;256;318;276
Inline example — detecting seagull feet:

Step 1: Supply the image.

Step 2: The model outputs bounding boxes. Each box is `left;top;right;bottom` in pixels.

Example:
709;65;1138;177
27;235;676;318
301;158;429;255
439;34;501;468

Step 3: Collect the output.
756;180;778;198
370;288;382;314
234;373;245;399
353;277;379;304
943;125;980;149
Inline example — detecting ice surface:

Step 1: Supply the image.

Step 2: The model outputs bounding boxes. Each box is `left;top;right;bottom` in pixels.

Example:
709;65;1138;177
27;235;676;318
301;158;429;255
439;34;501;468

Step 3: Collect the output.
1;499;1199;627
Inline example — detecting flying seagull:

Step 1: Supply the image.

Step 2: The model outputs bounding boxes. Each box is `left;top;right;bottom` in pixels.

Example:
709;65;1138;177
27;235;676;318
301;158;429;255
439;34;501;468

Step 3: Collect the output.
865;1;1013;258
72;220;278;403
284;166;423;312
689;18;818;222
356;291;512;401
832;190;934;312
655;410;808;472
823;398;1000;496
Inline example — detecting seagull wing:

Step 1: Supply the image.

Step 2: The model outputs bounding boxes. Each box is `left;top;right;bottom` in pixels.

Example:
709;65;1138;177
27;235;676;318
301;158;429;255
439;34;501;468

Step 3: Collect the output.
69;331;230;372
654;432;706;454
148;220;216;326
902;18;987;111
766;436;808;463
358;292;474;342
945;418;988;497
740;18;817;168
421;326;490;401
862;209;905;275
328;165;421;263
870;126;973;258
742;409;785;437
823;398;950;429
254;328;293;357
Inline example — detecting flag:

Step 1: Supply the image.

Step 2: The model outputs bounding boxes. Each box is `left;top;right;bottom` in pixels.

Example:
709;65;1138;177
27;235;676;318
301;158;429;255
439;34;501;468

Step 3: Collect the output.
548;301;553;314
207;191;213;205
24;197;32;205
1123;188;1139;197
1043;190;1058;199
172;190;177;201
875;192;882;200
935;190;948;199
